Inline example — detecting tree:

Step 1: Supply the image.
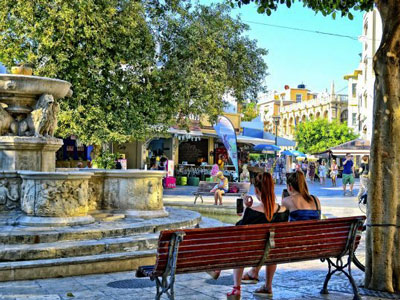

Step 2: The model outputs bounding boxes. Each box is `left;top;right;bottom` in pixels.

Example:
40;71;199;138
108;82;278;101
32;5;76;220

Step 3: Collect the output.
294;119;357;154
0;1;268;145
152;3;268;127
241;102;259;121
0;0;166;146
232;0;400;293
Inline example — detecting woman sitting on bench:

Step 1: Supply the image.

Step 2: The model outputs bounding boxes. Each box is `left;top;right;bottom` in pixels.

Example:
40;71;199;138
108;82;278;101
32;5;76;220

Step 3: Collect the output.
241;171;322;297
210;171;228;205
283;171;321;221
209;172;289;299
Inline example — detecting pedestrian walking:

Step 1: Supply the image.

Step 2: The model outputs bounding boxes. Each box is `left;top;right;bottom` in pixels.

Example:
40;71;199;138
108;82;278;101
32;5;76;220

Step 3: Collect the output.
357;155;369;199
342;153;355;196
301;160;308;175
319;161;327;185
330;160;338;186
308;162;316;183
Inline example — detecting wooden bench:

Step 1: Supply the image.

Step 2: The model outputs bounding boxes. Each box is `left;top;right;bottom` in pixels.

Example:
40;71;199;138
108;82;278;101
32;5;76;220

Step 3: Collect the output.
136;215;365;300
193;181;251;204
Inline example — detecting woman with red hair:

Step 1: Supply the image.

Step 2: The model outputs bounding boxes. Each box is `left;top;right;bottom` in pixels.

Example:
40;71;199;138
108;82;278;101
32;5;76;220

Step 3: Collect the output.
228;172;289;299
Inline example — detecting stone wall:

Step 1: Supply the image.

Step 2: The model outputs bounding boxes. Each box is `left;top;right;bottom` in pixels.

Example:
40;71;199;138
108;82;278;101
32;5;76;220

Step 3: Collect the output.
0;170;167;219
19;171;92;217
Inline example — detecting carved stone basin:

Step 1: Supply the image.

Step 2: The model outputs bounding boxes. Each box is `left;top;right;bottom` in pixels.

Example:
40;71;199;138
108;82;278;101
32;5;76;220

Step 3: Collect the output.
18;171;93;217
0;74;72;114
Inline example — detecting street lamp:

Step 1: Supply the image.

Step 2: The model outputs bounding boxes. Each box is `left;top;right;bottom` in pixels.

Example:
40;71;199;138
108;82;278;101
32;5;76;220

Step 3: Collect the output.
272;115;280;157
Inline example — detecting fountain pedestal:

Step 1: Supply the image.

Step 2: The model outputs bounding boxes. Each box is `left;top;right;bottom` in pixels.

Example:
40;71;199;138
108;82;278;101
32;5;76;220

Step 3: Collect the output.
0;136;63;171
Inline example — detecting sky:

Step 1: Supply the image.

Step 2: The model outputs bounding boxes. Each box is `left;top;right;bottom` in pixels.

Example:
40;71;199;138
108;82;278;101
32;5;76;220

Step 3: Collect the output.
200;0;364;94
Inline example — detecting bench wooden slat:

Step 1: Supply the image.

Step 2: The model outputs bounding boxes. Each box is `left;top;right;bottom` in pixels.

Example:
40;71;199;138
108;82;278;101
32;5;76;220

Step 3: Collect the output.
157;217;359;240
155;240;347;270
157;231;350;255
153;246;346;275
157;225;352;248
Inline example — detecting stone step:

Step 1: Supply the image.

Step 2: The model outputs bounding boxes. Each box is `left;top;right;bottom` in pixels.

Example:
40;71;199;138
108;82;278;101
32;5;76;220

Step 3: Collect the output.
0;207;201;244
0;216;230;262
0;213;228;281
0;233;160;261
0;249;157;281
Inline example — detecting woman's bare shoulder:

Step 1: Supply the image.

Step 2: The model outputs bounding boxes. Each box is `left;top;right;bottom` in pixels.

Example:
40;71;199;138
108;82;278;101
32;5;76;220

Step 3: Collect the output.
282;196;293;208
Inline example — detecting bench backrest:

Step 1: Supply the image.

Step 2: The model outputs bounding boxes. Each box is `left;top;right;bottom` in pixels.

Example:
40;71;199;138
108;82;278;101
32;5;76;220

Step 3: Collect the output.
152;216;365;276
197;181;251;193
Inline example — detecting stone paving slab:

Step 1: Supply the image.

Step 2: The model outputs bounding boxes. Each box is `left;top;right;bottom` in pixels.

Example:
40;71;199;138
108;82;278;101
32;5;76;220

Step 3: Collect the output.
0;264;386;300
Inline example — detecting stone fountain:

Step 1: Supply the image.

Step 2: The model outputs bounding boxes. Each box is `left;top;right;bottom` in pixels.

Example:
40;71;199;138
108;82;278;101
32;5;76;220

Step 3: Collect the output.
0;74;70;171
0;74;168;226
0;72;200;282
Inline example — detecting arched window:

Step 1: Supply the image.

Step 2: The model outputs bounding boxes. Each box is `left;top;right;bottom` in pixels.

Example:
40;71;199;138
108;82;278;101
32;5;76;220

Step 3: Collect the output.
340;110;348;123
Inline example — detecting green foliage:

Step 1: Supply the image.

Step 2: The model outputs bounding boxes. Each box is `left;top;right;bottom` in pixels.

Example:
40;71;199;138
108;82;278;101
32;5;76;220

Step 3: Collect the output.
231;0;374;18
294;119;358;154
241;102;260;121
92;150;119;169
0;0;165;145
0;1;268;145
152;3;268;126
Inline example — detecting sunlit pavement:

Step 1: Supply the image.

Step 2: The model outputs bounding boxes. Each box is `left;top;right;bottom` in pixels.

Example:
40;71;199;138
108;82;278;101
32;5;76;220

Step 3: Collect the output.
0;178;385;300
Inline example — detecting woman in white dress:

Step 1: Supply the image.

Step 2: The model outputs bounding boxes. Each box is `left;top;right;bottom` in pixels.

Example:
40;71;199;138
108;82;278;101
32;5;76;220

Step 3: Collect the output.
319;160;327;185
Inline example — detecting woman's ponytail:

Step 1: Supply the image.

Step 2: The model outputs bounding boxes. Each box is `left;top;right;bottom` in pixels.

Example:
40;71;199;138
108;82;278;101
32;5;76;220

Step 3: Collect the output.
287;171;313;203
255;172;275;221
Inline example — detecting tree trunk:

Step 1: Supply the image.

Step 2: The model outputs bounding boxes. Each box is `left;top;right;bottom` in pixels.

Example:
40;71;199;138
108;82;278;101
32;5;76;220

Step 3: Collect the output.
366;0;400;293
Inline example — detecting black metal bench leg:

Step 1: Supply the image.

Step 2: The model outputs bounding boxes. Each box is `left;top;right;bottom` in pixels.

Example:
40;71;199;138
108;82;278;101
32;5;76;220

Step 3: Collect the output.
320;257;362;300
155;277;162;300
194;194;198;204
345;255;362;300
200;195;204;203
153;232;185;300
320;258;334;294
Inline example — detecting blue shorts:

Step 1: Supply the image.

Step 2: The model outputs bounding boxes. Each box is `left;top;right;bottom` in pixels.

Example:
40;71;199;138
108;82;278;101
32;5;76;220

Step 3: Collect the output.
217;188;228;193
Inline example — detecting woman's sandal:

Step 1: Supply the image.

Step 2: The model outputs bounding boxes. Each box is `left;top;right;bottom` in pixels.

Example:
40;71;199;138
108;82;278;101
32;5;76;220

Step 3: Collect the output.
241;271;259;284
227;286;241;300
253;285;273;298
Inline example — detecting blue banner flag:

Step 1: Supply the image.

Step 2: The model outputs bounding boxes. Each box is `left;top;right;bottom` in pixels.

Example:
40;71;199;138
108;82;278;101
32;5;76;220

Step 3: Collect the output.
213;116;239;181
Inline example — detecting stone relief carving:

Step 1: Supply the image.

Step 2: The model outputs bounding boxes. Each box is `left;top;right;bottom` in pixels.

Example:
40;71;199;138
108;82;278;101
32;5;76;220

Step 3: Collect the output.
103;179;119;209
16;153;38;171
21;179;89;217
21;180;36;215
88;177;104;211
0;94;59;137
0;179;19;210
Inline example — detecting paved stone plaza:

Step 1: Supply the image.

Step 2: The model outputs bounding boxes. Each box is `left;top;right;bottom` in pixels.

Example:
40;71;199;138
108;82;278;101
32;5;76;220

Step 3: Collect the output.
0;179;397;300
0;260;387;300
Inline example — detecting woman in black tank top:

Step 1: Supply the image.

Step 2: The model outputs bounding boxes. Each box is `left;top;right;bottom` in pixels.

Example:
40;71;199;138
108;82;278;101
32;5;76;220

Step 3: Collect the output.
225;172;288;299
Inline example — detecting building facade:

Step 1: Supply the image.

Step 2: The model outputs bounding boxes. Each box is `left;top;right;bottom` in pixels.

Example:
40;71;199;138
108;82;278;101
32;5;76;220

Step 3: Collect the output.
344;9;382;140
258;84;348;140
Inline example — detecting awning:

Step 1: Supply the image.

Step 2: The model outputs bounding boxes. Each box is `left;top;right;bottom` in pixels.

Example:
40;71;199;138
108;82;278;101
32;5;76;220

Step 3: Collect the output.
168;128;203;139
253;144;281;152
237;135;275;145
263;132;296;147
329;139;370;156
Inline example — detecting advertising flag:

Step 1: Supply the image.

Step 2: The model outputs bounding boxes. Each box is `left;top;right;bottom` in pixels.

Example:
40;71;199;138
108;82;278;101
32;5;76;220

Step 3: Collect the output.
213;116;239;181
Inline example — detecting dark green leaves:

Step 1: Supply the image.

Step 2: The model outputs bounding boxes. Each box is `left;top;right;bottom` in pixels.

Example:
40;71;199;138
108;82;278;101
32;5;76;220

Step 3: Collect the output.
0;1;268;145
232;0;374;18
